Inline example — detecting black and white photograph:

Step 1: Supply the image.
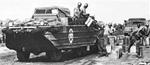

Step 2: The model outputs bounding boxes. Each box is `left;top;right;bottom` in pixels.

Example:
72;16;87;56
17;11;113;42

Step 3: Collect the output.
0;0;149;65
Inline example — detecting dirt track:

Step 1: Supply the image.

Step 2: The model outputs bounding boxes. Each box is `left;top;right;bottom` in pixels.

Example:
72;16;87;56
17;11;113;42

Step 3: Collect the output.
1;46;150;65
0;47;99;65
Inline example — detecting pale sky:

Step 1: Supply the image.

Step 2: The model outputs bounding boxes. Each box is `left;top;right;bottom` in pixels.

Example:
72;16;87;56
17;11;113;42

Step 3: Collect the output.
0;0;149;24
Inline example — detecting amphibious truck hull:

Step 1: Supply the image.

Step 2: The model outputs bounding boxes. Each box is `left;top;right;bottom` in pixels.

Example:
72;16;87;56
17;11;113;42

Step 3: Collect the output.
2;25;103;61
2;6;104;61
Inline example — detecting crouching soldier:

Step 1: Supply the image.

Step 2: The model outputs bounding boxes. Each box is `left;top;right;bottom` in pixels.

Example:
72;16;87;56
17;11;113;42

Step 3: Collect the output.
73;2;82;20
81;3;89;18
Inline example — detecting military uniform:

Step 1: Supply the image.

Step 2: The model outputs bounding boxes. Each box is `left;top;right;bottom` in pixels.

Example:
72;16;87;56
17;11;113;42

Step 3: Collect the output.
81;3;89;18
74;8;81;18
128;25;150;57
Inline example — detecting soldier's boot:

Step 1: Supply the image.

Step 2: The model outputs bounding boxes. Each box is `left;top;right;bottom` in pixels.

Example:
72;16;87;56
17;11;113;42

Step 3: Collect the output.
136;47;143;58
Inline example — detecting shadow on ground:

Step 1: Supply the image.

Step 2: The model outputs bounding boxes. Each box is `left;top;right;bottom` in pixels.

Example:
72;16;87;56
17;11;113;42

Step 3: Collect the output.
16;51;95;62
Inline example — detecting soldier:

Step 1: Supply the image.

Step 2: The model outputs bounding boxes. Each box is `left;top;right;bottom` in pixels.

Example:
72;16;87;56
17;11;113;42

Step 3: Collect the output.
108;24;114;35
137;24;141;29
88;17;107;55
128;24;150;57
8;20;14;26
73;2;82;19
103;24;113;56
141;24;150;47
90;16;100;30
107;24;116;54
0;24;3;43
81;3;89;18
146;25;150;47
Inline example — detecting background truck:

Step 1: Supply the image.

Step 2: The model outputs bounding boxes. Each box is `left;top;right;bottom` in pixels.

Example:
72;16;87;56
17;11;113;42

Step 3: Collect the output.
123;18;147;36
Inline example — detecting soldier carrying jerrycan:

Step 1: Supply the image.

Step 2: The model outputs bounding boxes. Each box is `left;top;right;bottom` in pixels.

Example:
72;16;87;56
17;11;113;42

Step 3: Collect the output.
127;23;150;58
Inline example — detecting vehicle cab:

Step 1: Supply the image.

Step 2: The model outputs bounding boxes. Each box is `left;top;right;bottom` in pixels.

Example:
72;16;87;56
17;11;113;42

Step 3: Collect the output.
31;7;71;26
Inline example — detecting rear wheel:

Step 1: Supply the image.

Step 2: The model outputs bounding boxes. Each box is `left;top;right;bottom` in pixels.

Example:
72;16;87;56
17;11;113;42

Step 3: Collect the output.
46;50;62;61
91;45;99;53
73;47;88;57
17;51;30;62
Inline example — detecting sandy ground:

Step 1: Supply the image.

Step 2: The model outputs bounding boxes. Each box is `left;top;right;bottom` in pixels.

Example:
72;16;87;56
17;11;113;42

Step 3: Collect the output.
0;46;98;65
0;47;15;54
0;46;150;65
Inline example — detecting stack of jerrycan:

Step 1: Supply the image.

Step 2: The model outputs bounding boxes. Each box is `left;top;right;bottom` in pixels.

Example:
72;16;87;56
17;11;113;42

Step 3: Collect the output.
122;36;130;53
142;38;150;58
142;46;150;58
108;35;123;59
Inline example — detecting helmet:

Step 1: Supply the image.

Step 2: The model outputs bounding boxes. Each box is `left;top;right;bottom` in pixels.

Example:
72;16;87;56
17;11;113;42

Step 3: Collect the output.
108;23;112;28
77;2;82;6
84;3;88;8
137;24;141;28
90;16;95;19
145;24;149;27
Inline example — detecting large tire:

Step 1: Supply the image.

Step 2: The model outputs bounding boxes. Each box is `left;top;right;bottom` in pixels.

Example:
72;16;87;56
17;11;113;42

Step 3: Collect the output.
17;51;30;62
46;50;62;61
76;49;82;56
73;47;88;57
91;45;99;53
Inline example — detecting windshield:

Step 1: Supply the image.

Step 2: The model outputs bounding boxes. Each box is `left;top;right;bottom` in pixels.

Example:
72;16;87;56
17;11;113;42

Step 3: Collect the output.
35;9;46;14
35;9;58;14
46;9;52;14
125;21;145;27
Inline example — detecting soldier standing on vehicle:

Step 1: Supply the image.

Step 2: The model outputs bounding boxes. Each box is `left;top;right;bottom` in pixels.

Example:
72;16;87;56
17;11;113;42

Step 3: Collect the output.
73;2;82;19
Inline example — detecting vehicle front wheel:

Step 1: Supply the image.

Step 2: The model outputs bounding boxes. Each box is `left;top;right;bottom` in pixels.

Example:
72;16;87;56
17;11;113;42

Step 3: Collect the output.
17;51;30;62
46;50;62;61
